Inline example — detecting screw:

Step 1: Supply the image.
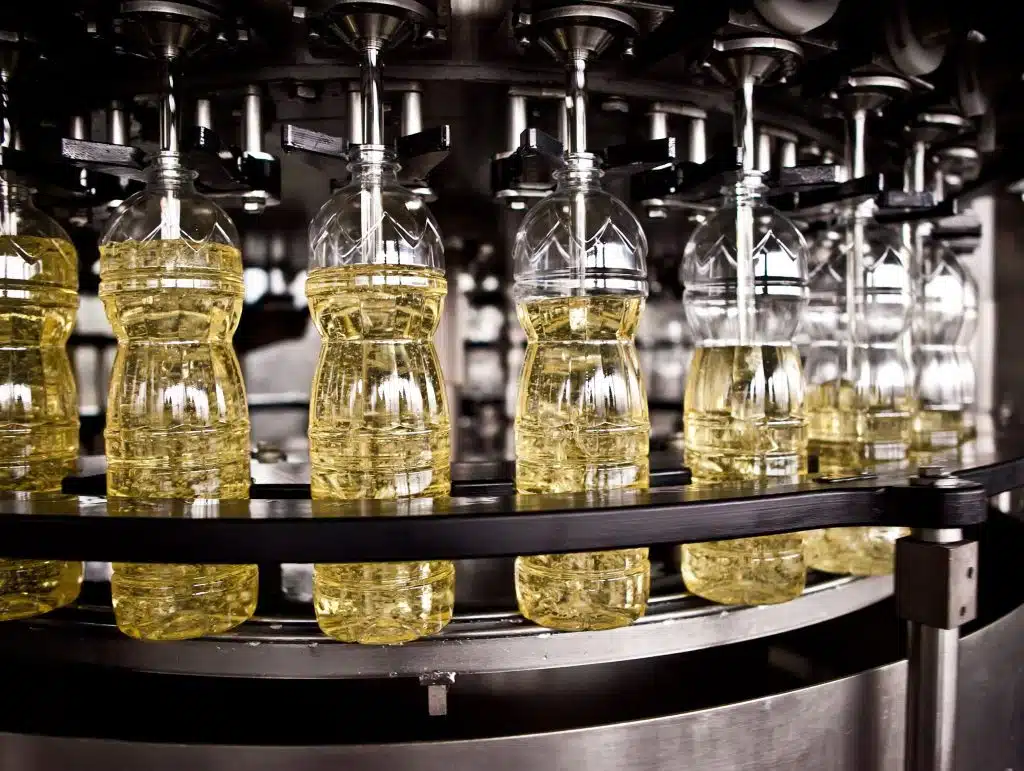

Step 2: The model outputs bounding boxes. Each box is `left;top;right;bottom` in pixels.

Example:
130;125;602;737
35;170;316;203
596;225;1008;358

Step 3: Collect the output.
293;5;307;19
517;34;531;48
917;465;948;479
622;38;636;59
422;28;436;41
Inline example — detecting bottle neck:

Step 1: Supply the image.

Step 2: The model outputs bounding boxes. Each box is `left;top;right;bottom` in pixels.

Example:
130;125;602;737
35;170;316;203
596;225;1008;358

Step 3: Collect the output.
553;153;603;191
721;170;767;204
145;152;198;194
347;146;400;186
0;176;34;206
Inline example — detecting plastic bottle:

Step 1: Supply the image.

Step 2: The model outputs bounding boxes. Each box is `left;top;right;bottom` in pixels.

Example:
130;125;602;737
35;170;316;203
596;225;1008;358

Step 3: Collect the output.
99;152;256;641
679;170;809;605
803;213;914;575
0;178;81;620
307;146;454;645
912;238;970;453
512;153;651;631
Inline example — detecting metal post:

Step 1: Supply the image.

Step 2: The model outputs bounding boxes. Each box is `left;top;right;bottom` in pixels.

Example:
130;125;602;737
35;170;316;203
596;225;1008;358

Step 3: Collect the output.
895;467;981;771
401;88;423;138
648;108;668;141
195;98;213;131
904;527;962;771
242;85;263;155
508;93;527;153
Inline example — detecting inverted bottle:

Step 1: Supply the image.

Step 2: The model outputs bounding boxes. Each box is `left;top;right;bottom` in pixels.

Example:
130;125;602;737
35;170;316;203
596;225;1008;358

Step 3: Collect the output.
0;178;82;620
99;153;256;641
679;171;809;605
307;146;454;645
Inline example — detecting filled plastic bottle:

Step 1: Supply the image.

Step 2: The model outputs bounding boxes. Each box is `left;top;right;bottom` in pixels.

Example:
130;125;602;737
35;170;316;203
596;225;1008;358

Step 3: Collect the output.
911;237;970;453
803;211;914;575
512;153;651;631
955;259;978;442
99;152;256;641
0;178;82;620
679;170;809;605
307;146;454;645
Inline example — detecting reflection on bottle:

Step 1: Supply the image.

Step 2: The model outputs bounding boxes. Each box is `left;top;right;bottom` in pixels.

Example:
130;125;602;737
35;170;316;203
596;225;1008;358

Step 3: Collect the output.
511;156;652;632
99;155;257;641
306;147;454;645
679;172;809;606
0;189;83;620
311;496;454;644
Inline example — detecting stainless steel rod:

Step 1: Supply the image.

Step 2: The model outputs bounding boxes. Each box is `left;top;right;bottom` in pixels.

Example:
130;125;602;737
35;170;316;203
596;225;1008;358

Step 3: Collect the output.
508;93;527;152
564;55;587;154
904;527;963;771
401;89;423;138
361;46;384;146
159;63;179;153
243;85;263;154
108;100;129;145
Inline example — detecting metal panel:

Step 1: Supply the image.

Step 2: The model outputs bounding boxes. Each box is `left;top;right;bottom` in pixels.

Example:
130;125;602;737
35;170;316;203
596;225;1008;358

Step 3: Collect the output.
1;600;1021;771
0;575;891;678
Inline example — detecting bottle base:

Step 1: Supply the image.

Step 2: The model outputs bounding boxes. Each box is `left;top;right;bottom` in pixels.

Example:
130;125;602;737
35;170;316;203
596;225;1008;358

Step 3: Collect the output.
111;563;258;641
681;536;805;606
804;527;906;576
0;559;82;621
515;550;650;632
314;561;455;645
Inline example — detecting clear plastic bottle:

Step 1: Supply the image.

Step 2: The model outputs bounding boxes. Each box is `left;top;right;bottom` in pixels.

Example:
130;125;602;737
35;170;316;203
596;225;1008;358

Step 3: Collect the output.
680;170;809;605
512;153;651;631
955;262;978;441
307;146;454;645
0;177;82;620
911;238;969;452
803;211;914;575
99;152;256;641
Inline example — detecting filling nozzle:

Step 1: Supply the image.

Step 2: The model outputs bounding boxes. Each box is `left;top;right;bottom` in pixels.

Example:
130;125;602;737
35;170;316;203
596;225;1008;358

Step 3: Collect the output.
844;105;872;375
562;52;591;297
733;73;762;345
159;59;180;155
563;52;588;157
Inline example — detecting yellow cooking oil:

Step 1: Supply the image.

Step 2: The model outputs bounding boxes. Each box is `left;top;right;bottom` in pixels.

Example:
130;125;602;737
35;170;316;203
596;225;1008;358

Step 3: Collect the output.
307;264;454;645
804;375;911;576
912;407;964;454
0;235;82;620
514;294;651;631
100;239;256;641
681;343;808;605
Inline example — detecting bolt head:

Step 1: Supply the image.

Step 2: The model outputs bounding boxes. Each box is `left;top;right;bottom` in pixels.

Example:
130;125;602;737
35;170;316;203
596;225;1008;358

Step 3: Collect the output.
293;5;307;19
918;465;949;478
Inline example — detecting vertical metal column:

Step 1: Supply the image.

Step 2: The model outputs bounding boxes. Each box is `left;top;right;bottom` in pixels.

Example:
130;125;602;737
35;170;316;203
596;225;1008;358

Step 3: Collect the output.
895;467;981;771
904;527;963;771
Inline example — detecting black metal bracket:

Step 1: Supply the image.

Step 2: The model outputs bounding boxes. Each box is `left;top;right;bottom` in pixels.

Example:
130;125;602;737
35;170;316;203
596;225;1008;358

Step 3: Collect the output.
630;150;741;204
183;127;282;209
395;124;452;183
282;123;451;187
